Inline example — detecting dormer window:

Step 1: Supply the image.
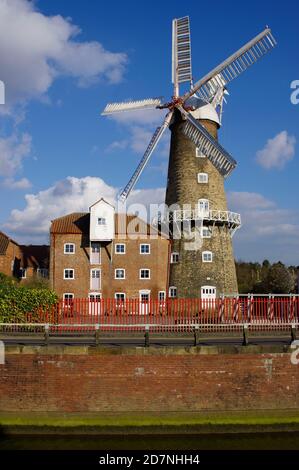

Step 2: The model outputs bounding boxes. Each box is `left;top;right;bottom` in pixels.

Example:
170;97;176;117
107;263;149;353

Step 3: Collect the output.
97;217;106;225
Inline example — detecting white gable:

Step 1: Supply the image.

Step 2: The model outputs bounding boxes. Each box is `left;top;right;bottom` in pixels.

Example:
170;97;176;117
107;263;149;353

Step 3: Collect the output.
89;199;115;241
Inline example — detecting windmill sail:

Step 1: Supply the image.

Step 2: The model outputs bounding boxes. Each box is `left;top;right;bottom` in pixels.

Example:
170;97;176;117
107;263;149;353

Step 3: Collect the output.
182;28;277;103
172;16;192;96
118;112;173;202
101;98;163;115
179;108;237;177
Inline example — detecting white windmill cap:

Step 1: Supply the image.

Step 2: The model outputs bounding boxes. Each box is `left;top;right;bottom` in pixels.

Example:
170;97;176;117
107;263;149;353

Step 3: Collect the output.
186;96;221;127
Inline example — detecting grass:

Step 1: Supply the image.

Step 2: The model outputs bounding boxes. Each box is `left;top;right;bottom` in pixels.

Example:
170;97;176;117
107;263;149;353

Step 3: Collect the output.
1;410;299;433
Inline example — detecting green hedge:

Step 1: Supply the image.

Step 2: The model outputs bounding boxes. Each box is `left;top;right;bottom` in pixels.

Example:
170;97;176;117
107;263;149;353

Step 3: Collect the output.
0;273;58;323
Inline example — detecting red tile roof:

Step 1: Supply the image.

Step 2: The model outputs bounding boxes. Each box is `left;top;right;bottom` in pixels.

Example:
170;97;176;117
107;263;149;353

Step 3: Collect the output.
50;213;160;236
0;231;19;255
19;245;49;269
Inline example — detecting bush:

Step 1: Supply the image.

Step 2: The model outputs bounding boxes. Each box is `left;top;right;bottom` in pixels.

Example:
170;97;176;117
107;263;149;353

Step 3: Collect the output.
0;272;58;323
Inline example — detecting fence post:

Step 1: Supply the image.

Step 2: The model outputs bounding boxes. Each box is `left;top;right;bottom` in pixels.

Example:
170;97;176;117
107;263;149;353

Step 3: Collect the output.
247;294;253;323
95;324;100;346
291;323;297;343
219;294;225;323
242;323;249;346
193;326;200;346
144;325;150;347
44;323;50;345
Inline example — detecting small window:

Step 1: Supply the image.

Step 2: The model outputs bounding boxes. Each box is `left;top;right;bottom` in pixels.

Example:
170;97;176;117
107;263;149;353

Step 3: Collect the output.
198;198;209;215
169;286;177;298
115;269;125;279
20;268;26;279
63;293;74;304
115;243;126;254
63;293;74;300
158;291;166;302
171;252;179;264
64;268;74;279
196;148;205;158
202;251;213;263
37;268;48;278
91;242;100;253
64;243;75;254
97;217;106;225
197;173;208;183
90;242;101;264
201;227;212;238
140;244;150;254
140;269;150;279
115;293;126;301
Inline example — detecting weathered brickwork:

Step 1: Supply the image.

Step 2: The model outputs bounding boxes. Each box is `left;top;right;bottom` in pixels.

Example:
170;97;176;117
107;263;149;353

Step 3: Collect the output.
165;113;238;297
0;231;49;281
0;348;298;413
50;218;169;300
0;237;21;277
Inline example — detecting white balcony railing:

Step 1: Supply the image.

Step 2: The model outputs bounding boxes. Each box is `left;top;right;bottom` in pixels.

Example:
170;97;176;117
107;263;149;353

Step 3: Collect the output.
170;209;241;226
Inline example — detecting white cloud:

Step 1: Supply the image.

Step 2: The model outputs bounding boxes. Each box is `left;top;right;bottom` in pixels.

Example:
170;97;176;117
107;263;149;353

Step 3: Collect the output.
2;177;32;190
106;108;170;158
0;0;127;109
256;131;296;169
0;132;32;177
4;178;299;264
105;139;128;153
228;191;275;210
228;191;299;264
3;176;165;243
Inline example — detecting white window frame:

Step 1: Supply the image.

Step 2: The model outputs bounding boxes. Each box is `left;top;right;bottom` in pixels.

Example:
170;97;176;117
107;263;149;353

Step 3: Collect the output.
196;148;205;158
158;291;166;302
90;242;101;265
201;227;212;238
114;292;126;301
140;268;150;279
90;269;101;290
115;243;126;254
202;251;213;263
20;268;27;279
64;268;74;279
115;268;125;280
63;293;74;308
201;286;217;299
171;252;179;264
89;292;102;300
140;243;150;254
197;172;208;184
37;268;48;278
198;198;209;215
63;293;74;301
169;286;177;298
97;217;107;225
64;243;75;254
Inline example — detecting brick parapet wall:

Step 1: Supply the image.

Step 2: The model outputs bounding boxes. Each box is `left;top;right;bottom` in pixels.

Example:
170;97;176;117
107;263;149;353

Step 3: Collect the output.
0;346;298;413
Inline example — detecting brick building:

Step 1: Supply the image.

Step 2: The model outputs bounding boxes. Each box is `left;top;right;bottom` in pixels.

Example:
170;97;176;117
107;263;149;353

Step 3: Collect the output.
0;230;49;281
50;199;170;302
0;231;22;278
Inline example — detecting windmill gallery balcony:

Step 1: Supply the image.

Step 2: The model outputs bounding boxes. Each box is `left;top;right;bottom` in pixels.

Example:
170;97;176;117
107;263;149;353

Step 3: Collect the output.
156;209;241;236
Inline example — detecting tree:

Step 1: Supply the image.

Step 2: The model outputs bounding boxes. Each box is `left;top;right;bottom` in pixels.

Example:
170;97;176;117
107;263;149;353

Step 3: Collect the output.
0;271;58;322
265;263;295;294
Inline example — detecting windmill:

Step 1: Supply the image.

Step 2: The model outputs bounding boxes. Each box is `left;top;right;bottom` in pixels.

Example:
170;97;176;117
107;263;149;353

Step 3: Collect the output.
101;17;276;299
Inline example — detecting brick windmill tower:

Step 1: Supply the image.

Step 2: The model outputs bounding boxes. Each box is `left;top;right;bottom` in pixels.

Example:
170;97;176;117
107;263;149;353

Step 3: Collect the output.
101;17;276;299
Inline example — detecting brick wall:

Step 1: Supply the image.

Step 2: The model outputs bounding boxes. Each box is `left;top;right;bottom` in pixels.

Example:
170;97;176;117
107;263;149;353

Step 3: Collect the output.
50;233;169;299
165;114;238;297
0;347;298;413
0;240;21;277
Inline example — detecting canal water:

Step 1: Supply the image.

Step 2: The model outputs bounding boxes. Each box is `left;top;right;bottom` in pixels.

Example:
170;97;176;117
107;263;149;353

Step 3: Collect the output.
1;432;299;450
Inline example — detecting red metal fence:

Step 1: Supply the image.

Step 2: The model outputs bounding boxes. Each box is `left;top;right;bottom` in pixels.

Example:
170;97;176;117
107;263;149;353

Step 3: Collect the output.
1;296;299;334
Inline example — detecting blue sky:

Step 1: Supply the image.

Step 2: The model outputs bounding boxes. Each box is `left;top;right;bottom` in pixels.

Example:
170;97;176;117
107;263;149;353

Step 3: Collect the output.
0;0;298;263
